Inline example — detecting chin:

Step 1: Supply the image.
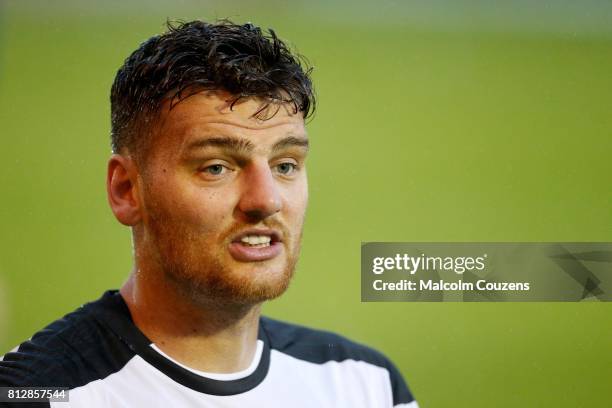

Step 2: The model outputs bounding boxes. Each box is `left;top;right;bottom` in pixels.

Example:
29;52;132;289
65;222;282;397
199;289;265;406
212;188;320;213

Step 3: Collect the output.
229;262;295;300
166;255;296;306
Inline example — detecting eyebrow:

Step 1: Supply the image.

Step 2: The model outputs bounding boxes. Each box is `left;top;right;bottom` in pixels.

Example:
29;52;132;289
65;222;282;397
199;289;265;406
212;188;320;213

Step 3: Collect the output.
185;135;309;154
271;136;309;152
186;137;255;153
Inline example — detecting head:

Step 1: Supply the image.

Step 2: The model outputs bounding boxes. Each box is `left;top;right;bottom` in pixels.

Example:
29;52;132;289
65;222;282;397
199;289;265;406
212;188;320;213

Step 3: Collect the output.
106;20;315;307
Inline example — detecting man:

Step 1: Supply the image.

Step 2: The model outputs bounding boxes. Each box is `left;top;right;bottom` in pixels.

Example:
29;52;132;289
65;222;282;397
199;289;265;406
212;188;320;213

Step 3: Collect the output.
0;20;418;407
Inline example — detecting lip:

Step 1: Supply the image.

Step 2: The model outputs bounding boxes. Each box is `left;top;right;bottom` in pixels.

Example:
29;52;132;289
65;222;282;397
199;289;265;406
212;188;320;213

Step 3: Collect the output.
228;228;283;262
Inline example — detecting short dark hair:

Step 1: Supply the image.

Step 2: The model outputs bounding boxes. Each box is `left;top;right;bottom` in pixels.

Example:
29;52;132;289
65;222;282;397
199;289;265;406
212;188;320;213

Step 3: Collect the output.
110;19;315;155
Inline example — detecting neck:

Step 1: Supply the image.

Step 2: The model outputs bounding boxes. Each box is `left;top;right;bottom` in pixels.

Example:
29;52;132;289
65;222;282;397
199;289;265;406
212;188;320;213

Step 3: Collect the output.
120;265;262;374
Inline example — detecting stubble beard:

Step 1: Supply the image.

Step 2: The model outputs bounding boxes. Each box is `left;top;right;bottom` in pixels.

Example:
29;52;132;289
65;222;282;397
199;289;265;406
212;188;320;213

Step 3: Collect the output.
145;210;301;309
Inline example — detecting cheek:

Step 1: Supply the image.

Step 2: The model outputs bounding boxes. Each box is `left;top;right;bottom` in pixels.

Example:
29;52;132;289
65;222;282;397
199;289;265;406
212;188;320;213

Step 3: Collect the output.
298;174;309;210
181;188;237;231
182;190;231;226
283;180;308;222
147;176;235;232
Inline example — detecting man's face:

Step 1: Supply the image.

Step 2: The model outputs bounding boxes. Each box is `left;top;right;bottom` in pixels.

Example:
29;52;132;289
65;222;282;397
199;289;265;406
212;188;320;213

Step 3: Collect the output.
136;91;309;306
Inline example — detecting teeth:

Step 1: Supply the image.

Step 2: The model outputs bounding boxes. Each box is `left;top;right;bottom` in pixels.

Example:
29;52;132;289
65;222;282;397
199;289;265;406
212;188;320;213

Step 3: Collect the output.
245;243;270;248
240;235;272;246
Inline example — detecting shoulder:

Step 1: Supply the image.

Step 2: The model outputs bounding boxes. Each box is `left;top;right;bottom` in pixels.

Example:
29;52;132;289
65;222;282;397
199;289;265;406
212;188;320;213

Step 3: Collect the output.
0;291;134;389
261;315;390;367
260;316;417;406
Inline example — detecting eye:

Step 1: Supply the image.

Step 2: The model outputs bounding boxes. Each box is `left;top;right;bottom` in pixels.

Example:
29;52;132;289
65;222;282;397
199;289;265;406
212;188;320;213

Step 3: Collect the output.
205;164;226;175
274;162;298;176
199;163;231;178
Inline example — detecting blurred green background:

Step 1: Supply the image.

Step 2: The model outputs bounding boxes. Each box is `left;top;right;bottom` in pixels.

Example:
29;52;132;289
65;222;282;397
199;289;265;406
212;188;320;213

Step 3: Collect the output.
1;1;611;406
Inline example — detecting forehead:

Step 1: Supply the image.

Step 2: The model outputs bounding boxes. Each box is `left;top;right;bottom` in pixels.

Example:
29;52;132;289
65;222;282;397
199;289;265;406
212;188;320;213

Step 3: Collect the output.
151;91;307;152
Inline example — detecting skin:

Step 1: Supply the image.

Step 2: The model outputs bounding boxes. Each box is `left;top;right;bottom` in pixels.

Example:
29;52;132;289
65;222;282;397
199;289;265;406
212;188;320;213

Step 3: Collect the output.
107;91;309;373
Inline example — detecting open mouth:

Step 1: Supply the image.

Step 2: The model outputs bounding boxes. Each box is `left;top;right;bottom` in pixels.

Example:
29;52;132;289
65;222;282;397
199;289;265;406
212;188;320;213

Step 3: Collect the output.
239;234;273;248
229;230;283;262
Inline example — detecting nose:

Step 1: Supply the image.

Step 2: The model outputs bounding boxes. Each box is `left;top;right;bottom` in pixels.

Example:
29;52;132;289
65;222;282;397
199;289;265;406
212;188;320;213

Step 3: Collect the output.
237;161;282;221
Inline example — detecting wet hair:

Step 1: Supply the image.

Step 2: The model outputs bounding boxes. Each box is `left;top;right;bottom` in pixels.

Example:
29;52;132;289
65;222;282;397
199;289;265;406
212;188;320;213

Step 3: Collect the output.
110;19;315;155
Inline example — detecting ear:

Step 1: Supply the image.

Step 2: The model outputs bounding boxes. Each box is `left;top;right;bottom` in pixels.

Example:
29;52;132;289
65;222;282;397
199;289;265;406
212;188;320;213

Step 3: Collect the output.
107;154;142;226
